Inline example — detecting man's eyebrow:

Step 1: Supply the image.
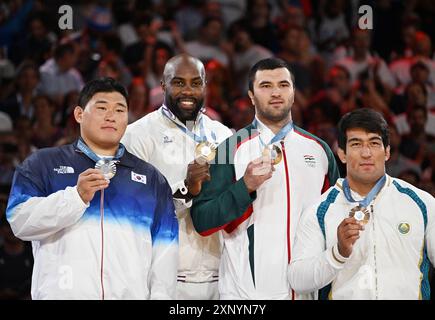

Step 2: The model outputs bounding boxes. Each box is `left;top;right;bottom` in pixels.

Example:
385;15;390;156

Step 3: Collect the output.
258;80;272;85
347;137;363;143
369;136;382;141
95;100;127;108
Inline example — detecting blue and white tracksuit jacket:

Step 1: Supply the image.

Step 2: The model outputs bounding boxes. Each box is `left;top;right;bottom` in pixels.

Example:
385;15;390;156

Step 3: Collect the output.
6;141;178;300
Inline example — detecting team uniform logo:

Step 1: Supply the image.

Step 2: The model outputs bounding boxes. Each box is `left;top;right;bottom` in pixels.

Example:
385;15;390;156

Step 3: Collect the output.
54;166;75;174
398;222;411;234
131;172;147;185
304;155;316;167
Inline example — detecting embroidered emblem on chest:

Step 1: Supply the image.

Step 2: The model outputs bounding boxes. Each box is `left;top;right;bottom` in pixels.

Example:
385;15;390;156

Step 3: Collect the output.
398;222;411;235
303;154;316;167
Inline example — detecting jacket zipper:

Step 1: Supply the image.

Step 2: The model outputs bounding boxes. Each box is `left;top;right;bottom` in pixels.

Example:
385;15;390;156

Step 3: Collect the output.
100;190;105;300
281;141;295;300
371;204;378;299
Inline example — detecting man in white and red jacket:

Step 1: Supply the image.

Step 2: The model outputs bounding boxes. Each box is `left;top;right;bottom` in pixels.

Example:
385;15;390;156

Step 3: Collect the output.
191;58;339;300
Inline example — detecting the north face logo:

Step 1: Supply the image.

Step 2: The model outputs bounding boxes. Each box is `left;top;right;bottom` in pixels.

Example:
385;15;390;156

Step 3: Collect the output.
54;166;75;174
304;155;316;167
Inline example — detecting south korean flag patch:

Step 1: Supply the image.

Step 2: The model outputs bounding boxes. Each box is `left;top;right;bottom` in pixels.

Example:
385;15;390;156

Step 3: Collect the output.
131;171;147;185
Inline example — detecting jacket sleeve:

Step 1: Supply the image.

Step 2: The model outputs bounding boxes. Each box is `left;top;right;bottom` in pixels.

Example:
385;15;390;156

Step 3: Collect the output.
6;162;89;241
288;203;347;295
191;140;256;236
149;173;179;300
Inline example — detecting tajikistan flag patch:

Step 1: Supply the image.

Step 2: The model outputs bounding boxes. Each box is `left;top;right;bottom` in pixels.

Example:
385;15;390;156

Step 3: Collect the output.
131;171;147;185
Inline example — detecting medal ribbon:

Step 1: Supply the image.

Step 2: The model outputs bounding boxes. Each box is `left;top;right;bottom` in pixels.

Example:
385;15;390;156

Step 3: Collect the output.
161;105;216;143
342;175;386;208
77;137;125;162
252;118;293;148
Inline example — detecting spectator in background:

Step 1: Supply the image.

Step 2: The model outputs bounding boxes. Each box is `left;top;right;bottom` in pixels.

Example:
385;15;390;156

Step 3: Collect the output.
390;17;419;61
399;105;435;171
39;41;84;107
229;97;254;131
122;13;154;76
0;212;33;300
390;31;435;87
127;77;150;123
386;124;421;178
0;61;40;126
242;0;279;53
8;12;54;66
307;65;356;129
226;21;272;97
96;33;132;88
314;0;350;68
204;59;231;123
30;95;63;149
145;42;174;110
278;25;325;98
336;28;395;92
184;17;229;67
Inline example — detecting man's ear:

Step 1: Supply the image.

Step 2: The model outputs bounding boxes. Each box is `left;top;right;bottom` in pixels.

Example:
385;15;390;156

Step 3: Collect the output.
248;90;255;106
161;80;166;92
337;147;347;164
385;145;391;162
74;106;84;124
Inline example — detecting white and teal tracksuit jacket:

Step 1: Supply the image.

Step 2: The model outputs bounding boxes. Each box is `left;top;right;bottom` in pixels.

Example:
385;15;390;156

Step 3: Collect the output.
288;175;435;300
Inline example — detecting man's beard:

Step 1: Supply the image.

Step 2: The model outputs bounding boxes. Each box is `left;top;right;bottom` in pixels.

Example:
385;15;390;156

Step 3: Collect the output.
165;94;204;123
256;102;292;123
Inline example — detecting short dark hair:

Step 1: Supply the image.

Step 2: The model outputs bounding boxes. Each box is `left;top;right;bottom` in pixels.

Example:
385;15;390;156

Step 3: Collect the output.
77;77;128;108
248;58;294;92
337;108;389;152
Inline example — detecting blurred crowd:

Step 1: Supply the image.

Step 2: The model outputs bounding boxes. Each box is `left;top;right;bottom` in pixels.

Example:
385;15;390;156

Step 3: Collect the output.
0;0;435;299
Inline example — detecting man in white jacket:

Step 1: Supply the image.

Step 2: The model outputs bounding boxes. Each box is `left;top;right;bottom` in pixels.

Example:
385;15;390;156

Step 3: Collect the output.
122;54;232;299
6;78;178;299
288;108;435;300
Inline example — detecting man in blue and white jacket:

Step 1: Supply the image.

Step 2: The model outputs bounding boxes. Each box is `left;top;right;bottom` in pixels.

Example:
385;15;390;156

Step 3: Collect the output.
288;108;435;300
6;78;178;300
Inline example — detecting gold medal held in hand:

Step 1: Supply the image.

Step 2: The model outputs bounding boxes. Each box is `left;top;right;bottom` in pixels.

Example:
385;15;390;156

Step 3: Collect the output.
349;205;370;225
263;145;282;165
95;159;117;180
195;141;216;164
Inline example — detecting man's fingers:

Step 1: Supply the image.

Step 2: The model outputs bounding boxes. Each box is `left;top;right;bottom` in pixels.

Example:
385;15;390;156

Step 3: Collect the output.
87;180;110;188
343;229;361;239
347;235;360;245
80;168;104;176
81;173;106;182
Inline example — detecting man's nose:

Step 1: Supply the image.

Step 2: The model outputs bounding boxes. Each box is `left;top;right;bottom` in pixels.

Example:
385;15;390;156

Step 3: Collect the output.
271;87;282;97
104;109;116;121
181;84;194;96
360;145;372;157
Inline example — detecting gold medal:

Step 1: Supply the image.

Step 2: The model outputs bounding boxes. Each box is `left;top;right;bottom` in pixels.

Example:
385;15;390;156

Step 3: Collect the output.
349;205;370;225
263;145;282;165
195;141;216;164
95;159;117;180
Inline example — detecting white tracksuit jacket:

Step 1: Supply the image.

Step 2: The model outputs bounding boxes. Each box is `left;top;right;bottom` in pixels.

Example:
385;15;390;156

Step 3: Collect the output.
122;106;232;288
288;175;435;300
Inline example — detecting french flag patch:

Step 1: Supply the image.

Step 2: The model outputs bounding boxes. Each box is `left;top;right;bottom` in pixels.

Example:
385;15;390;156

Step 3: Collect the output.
131;171;147;185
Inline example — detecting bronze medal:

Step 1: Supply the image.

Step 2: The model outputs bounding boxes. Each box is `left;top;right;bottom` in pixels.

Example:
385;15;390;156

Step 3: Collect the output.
349;205;370;225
